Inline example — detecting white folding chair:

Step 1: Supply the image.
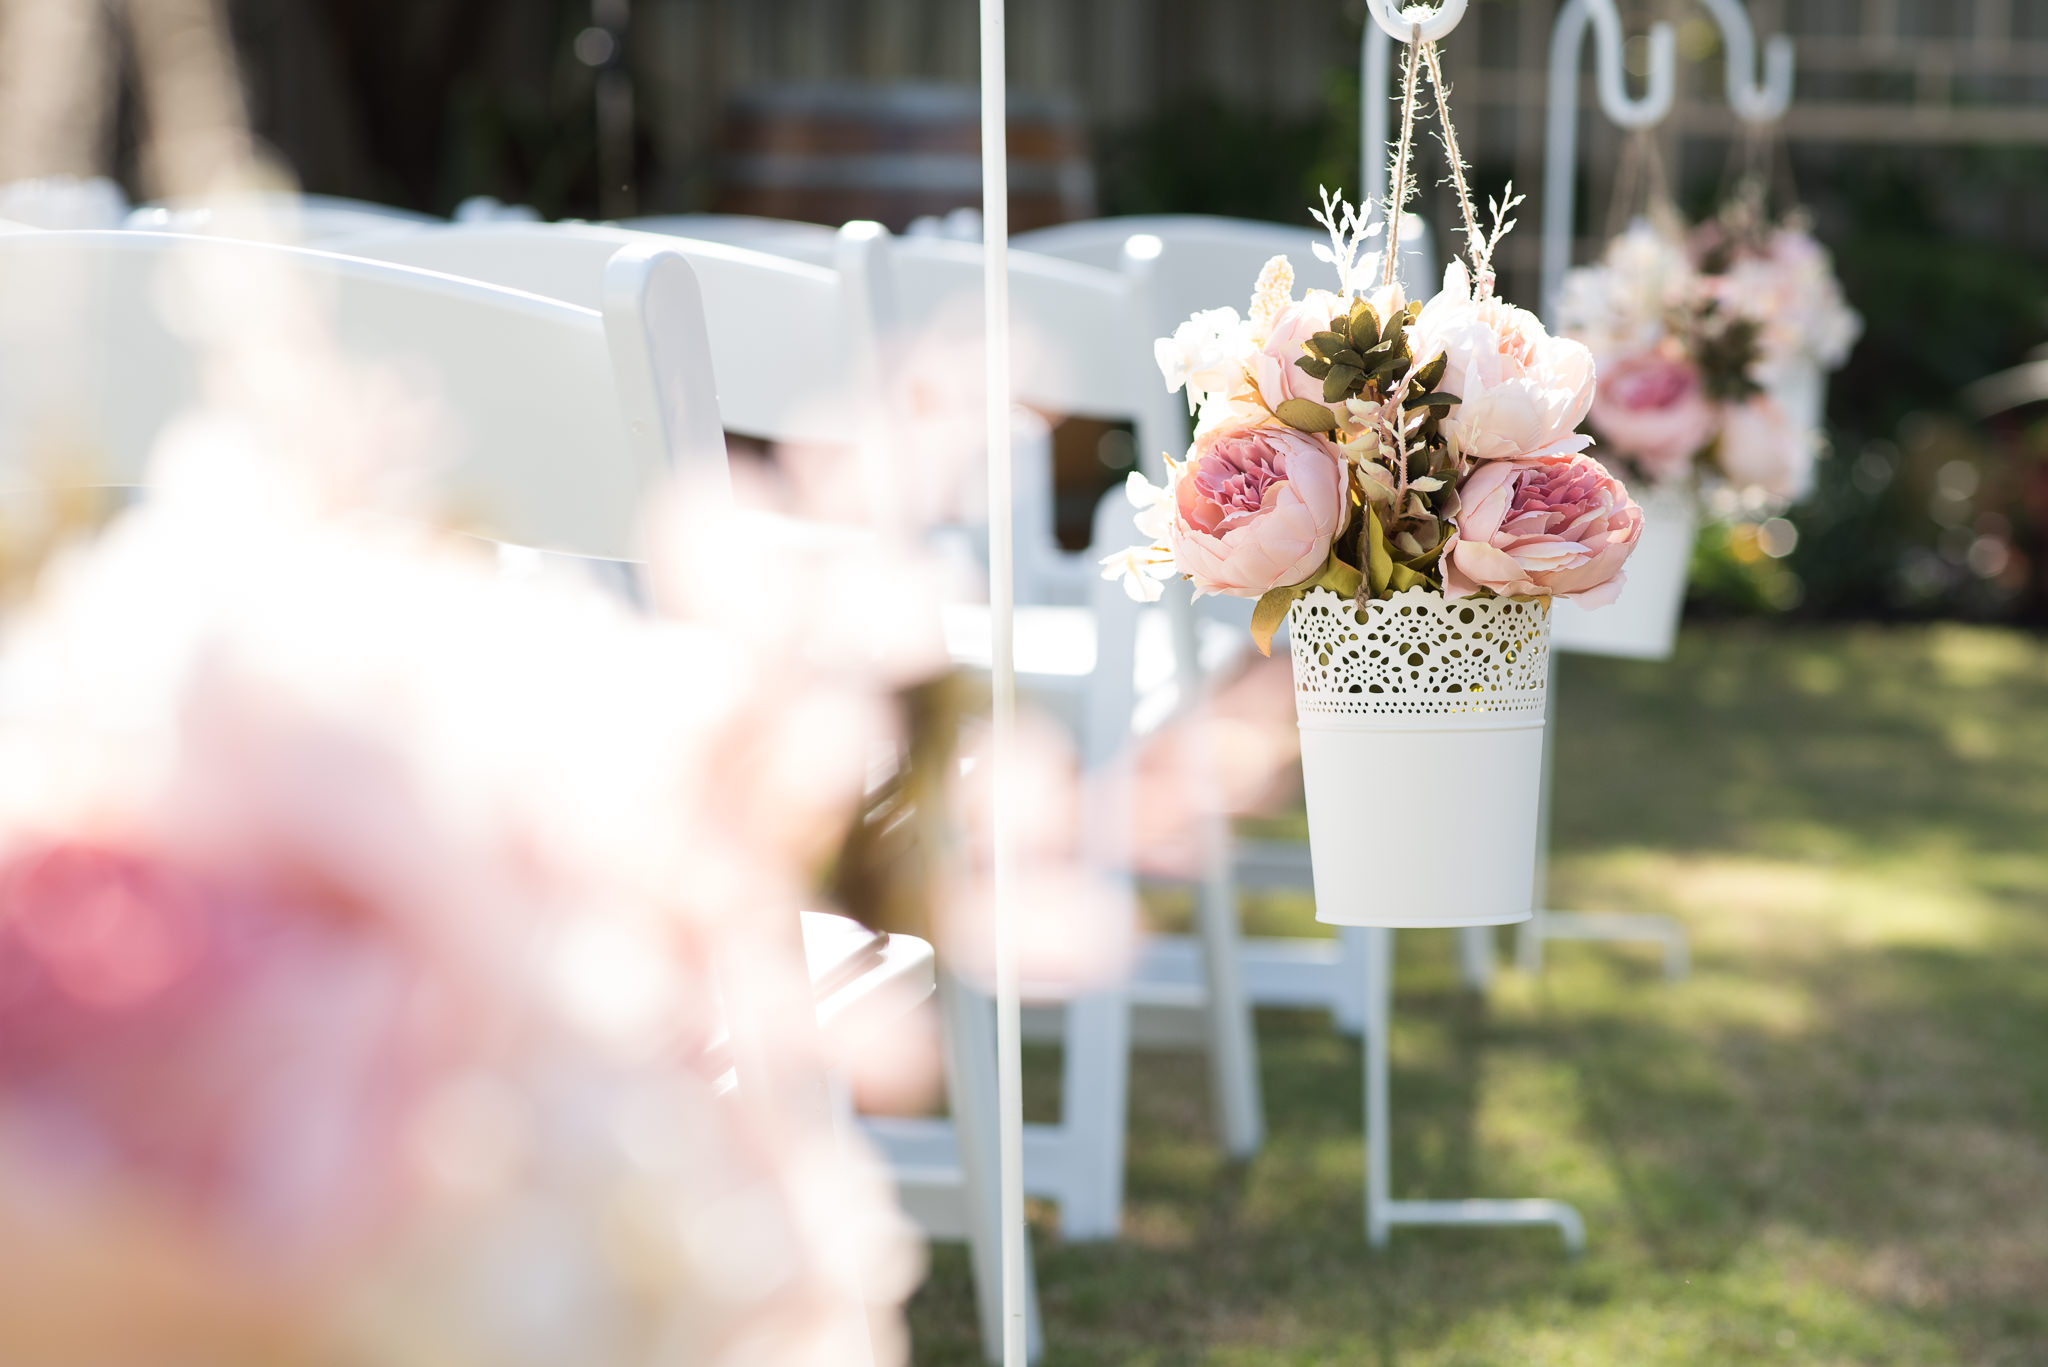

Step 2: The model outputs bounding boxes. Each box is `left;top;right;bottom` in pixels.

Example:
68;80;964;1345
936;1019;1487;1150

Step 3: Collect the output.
126;192;441;245
842;231;1266;1245
625;217;1268;1236
319;216;1042;1362
1018;214;1444;1027
318;219;885;453
0;174;130;229
0;230;721;559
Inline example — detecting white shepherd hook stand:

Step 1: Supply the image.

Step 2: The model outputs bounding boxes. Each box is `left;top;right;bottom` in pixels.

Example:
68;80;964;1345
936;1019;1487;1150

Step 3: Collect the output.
1511;0;1795;984
978;0;1031;1363
1351;0;1585;1254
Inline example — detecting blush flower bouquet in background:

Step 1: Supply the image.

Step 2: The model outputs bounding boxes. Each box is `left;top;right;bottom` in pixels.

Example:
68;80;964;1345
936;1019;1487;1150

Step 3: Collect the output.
1558;194;1862;507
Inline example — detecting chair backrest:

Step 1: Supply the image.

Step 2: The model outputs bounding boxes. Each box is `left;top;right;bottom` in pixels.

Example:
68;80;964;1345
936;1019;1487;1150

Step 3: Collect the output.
1019;212;1441;340
622;213;840;261
0;231;722;559
126;192;440;244
323;220;873;448
624;219;1166;446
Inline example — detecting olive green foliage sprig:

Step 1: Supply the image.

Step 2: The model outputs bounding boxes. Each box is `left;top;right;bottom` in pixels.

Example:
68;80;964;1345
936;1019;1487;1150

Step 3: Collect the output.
1686;300;1765;404
1246;296;1465;654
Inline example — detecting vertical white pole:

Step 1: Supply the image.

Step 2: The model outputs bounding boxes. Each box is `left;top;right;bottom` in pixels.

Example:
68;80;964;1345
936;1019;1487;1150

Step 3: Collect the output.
1362;19;1390;212
978;1;1026;1363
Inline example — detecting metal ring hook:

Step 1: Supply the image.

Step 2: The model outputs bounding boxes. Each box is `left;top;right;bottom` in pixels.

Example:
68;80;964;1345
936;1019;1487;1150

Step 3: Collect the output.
1585;0;1678;130
1695;0;1795;123
1364;0;1467;44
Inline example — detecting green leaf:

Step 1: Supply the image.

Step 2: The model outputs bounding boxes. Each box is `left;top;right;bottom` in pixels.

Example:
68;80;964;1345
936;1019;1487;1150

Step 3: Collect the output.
1311;330;1349;358
1295;355;1333;380
1388;562;1427;592
1402;389;1461;410
1250;586;1302;658
1322;365;1363;403
1365;510;1394;597
1372;342;1414;380
1312;552;1364;600
1275;398;1340;433
1347;300;1383;351
1412;351;1448;392
1330;347;1365;369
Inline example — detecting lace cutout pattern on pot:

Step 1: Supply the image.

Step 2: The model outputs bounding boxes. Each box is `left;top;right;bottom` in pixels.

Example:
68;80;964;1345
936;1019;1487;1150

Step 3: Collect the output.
1288;587;1550;718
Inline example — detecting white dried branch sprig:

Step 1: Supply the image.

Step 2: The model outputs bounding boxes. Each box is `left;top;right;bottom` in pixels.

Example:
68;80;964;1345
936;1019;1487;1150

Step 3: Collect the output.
1310;185;1383;301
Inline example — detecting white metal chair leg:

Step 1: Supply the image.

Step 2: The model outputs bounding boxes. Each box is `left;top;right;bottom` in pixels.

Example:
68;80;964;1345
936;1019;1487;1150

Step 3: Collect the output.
1332;926;1371;1034
1517;657;1691;981
1036;987;1132;1241
1194;811;1264;1157
1363;929;1586;1254
1457;925;1498;992
939;972;1044;1364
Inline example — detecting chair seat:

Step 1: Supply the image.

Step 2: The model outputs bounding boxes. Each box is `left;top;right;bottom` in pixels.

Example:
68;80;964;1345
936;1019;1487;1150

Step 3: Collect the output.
941;601;1251;735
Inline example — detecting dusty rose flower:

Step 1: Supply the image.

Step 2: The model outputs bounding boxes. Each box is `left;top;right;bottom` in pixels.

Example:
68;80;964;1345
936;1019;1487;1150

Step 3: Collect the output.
1445;454;1644;606
1168;421;1348;598
1589;348;1721;483
1412;262;1598;464
1718;393;1815;503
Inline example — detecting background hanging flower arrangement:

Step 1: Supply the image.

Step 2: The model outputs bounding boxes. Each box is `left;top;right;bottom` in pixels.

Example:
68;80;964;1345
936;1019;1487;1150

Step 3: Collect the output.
1557;194;1863;505
1108;181;1644;654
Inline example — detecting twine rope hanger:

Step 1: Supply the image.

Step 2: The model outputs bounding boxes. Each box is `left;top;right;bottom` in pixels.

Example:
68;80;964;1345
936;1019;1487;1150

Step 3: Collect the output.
1375;3;1496;302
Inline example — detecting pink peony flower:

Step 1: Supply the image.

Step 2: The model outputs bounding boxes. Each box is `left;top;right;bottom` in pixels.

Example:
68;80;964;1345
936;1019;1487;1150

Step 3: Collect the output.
1718;394;1815;503
1411;262;1599;464
1589;348;1721;483
1168;421;1348;598
1445;454;1644;606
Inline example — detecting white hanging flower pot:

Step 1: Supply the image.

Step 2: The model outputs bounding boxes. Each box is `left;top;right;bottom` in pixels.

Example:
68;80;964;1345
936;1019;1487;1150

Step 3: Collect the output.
1287;587;1550;928
1551;480;1695;662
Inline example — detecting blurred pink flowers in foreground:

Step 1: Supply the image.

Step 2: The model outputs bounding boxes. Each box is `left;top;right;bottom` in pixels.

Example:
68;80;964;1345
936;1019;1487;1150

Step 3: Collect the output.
0;429;928;1364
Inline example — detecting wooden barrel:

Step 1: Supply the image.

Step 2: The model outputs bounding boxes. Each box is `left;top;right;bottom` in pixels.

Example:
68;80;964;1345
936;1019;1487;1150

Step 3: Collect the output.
713;82;1095;232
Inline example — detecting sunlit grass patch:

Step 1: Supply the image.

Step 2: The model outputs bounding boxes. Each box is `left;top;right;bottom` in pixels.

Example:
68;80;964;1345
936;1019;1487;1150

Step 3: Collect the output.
906;625;2048;1365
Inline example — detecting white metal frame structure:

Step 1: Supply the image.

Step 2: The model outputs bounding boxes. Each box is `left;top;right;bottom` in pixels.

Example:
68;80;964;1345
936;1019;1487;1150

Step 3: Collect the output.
1516;0;1795;983
1338;0;1591;1255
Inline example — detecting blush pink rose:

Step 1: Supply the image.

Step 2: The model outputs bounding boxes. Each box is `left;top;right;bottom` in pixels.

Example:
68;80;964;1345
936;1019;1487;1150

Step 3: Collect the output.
1169;421;1348;598
1411;262;1599;463
1445;454;1644;606
1589;349;1721;483
1718;394;1815;503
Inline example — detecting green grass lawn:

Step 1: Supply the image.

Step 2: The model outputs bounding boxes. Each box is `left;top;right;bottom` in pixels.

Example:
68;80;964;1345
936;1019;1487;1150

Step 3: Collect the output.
905;623;2048;1365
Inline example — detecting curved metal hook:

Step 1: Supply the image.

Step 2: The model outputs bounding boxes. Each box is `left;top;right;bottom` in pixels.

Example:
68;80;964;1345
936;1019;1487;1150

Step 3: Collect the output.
1364;0;1467;44
1538;0;1678;322
1694;0;1795;123
1584;0;1678;130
